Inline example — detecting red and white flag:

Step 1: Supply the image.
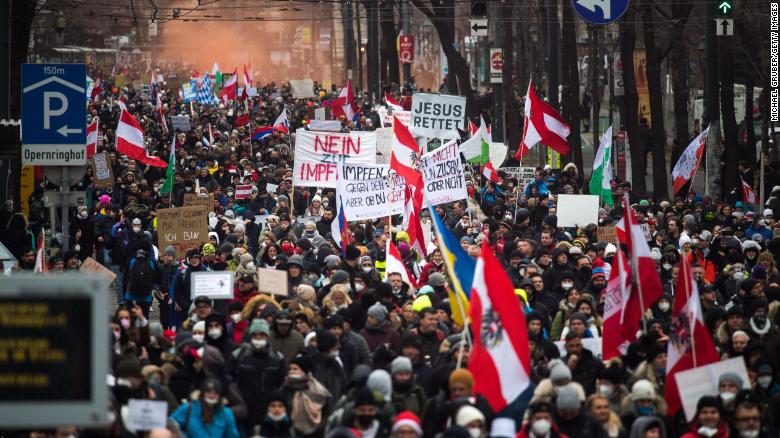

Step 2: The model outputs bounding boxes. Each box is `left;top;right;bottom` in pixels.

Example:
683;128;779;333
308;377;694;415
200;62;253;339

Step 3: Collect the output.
235;113;250;127
86;119;99;158
33;230;47;273
391;117;421;183
334;80;357;120
482;161;499;183
516;80;571;160
234;184;253;199
469;243;532;412
116;110;167;167
219;68;238;102
91;77;102;102
671;127;709;194
240;63;253;101
273;108;289;134
741;176;757;204
117;94;127;111
664;253;720;416
387;240;418;289
403;184;427;258
602;246;634;360
619;194;663;336
384;92;403;112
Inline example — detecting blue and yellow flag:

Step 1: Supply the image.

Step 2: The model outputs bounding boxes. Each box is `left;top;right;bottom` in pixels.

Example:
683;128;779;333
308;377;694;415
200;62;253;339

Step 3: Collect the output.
428;202;476;326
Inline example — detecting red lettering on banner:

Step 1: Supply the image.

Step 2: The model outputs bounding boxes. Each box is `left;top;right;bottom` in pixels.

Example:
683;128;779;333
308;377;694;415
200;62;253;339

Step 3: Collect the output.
300;162;337;181
313;134;362;155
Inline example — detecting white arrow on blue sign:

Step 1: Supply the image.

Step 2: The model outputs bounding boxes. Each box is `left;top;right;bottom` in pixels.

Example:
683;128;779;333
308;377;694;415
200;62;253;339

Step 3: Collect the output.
572;0;629;25
22;63;88;166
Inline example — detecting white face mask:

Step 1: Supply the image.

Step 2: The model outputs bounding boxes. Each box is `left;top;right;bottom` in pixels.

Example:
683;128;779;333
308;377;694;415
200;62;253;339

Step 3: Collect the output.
663;263;673;271
468;428;482;438
355;283;365;292
740;431;759;438
231;313;242;323
697;426;718;437
329;350;340;358
658;302;670;312
251;339;268;350
599;384;614;398
531;419;551;437
192;334;205;343
758;376;773;389
79;211;88;218
204;397;220;405
132;226;141;233
208;328;222;339
116;378;132;388
268;412;287;422
362;266;372;273
561;282;573;290
185;186;193;192
720;391;736;404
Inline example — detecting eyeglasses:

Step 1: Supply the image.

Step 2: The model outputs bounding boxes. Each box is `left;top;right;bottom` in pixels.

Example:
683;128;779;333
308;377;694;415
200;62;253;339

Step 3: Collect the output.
736;417;760;423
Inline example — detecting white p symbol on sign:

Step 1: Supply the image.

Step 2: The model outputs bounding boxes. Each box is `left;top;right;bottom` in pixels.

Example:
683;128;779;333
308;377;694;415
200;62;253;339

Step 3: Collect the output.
43;91;68;129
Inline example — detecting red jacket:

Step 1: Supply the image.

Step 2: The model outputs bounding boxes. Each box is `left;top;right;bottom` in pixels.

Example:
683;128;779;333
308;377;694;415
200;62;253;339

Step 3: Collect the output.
516;423;569;438
679;421;729;438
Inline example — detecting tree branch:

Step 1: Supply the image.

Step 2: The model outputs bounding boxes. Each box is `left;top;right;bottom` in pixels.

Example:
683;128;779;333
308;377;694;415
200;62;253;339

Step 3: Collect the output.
410;0;436;20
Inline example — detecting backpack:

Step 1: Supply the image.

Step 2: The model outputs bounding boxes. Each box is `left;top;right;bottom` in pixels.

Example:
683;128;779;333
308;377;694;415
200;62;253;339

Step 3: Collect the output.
128;257;156;296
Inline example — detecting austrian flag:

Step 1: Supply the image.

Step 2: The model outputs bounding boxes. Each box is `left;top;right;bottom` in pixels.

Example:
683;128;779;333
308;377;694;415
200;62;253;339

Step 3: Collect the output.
516;81;571;160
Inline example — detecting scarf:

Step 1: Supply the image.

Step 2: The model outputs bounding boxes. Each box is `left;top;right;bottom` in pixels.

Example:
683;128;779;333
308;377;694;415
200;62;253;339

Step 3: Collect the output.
290;375;331;434
749;317;771;336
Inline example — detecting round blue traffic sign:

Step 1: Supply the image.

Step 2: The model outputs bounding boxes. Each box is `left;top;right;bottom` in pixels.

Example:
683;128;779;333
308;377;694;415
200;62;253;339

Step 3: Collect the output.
572;0;630;25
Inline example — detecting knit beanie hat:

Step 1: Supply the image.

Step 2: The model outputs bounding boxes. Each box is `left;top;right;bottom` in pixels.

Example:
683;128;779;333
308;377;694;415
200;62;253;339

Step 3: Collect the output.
455;405;485;427
249;319;270;337
367;302;388;322
391;356;413;375
367;369;393;402
392;412;423;436
448;368;475;391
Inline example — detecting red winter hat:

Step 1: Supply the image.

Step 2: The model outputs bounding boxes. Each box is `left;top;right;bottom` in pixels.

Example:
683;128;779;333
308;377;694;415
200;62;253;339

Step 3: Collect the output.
392;412;422;436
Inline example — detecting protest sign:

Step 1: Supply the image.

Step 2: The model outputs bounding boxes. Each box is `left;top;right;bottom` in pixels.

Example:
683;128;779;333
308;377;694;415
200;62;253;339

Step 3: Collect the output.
337;164;405;221
489;142;509;168
234;184;253;199
381;109;412;128
296;215;322;225
79;257;117;285
466;197;488;222
375;127;392;164
91;152;114;187
556;195;599;227
410;93;466;138
181;81;196;103
190;271;235;299
420;139;468;205
675;357;750;422
183;193;214;208
257;268;288;296
307;120;342;132
156;206;209;257
170;115;191;132
640;223;652;241
246;87;258;97
290;79;315;98
292;129;377;188
314;107;327;121
499;166;536;191
597;225;618;244
126;399;168;431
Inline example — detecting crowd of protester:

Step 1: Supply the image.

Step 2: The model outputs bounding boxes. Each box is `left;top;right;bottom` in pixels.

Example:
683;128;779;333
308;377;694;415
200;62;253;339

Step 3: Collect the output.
2;62;780;438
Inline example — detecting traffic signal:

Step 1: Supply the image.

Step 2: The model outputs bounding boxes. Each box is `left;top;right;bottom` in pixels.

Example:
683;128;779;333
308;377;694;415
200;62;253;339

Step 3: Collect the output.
471;0;487;17
716;0;732;17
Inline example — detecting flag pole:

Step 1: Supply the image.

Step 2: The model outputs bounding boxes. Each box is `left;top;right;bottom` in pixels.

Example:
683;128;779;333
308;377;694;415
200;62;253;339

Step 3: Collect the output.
681;253;697;368
626;192;649;333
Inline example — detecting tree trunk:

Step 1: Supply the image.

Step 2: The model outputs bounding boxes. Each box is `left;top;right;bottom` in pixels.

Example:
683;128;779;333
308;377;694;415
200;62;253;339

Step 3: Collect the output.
560;0;582;171
640;0;669;198
720;37;739;194
670;34;690;168
502;5;520;153
379;2;400;85
620;6;646;195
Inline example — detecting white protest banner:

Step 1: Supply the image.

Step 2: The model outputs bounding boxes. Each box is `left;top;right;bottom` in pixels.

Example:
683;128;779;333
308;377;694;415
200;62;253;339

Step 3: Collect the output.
170;115;191;132
266;183;279;194
79;256;117;285
381;109;412;128
307;120;343;132
375;127;392;164
247;87;258;97
234;184;253;199
290;79;316;99
675;357;750;422
338;164;405;221
292;129;377;188
410;93;466;138
500;166;536;190
181;81;197;103
556;194;599;227
190;271;235;299
420;139;468;205
257;268;289;296
314;107;327;121
126;399;168;431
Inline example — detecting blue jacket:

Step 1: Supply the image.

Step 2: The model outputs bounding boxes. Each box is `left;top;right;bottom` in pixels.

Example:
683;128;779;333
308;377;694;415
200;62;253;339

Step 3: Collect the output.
524;179;549;197
171;401;239;438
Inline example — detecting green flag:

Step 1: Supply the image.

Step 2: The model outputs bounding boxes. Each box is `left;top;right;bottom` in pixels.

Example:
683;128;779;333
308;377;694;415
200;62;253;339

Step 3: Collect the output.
212;62;222;91
160;136;176;194
589;126;614;207
459;116;490;164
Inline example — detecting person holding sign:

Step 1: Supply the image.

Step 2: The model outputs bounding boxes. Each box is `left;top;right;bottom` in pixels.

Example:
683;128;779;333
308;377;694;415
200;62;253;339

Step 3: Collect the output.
170;378;240;438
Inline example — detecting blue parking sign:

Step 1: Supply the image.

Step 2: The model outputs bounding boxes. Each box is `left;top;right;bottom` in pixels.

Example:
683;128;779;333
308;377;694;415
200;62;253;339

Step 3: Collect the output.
22;64;87;165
